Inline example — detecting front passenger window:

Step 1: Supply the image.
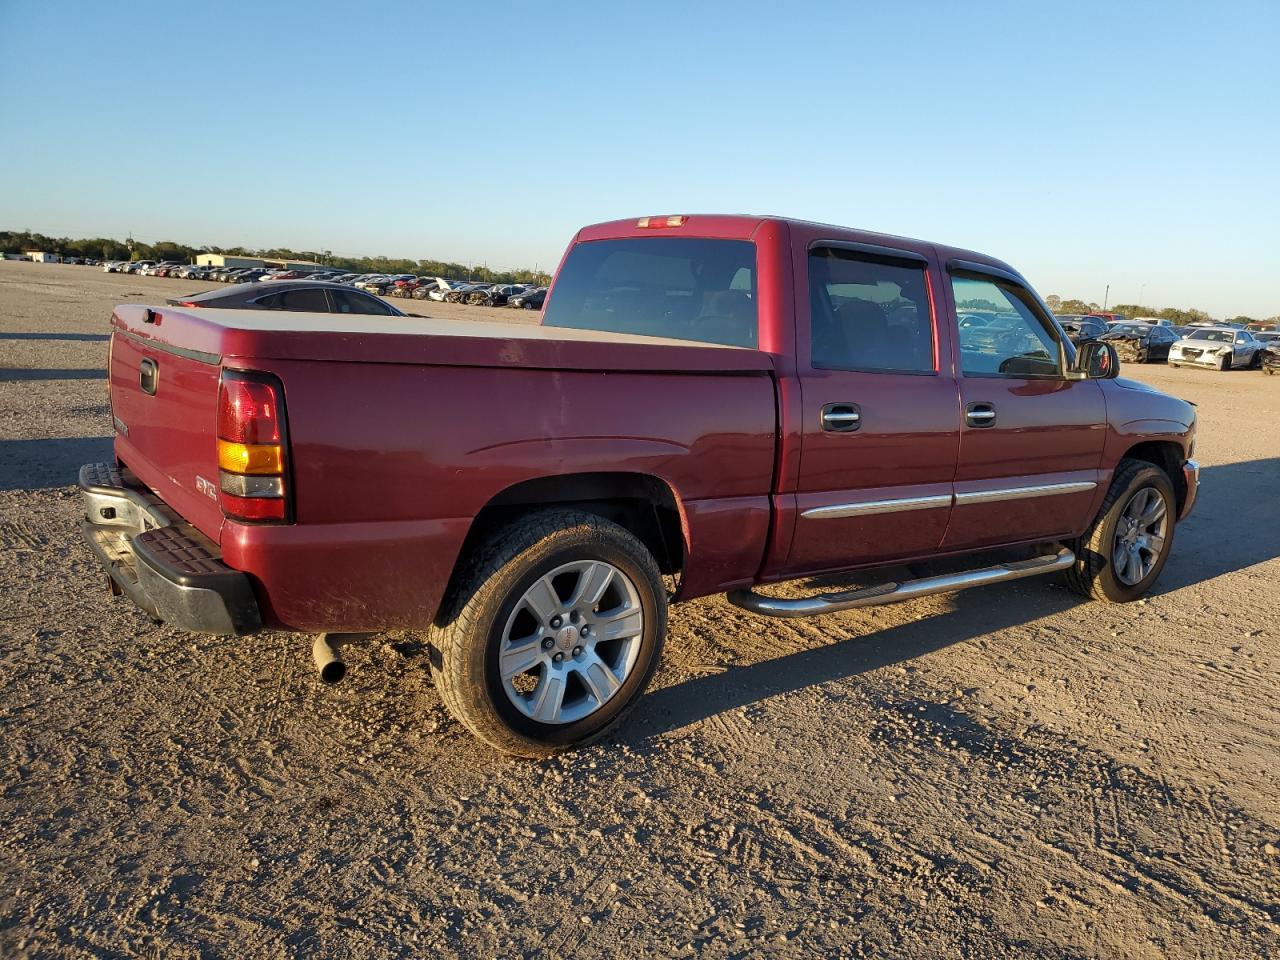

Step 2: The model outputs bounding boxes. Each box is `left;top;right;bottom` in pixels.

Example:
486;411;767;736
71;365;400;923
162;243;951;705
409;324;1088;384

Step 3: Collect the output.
952;276;1063;378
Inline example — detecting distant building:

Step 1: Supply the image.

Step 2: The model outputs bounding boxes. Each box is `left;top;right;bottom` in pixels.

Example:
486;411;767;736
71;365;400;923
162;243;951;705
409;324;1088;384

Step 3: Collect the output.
25;251;61;263
196;254;326;273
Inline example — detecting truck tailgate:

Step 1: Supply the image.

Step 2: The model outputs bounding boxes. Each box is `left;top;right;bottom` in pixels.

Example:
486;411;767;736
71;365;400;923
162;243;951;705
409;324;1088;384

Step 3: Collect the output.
109;308;224;540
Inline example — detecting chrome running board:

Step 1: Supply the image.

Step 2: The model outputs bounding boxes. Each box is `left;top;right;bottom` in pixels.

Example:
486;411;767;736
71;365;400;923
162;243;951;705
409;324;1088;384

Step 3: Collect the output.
727;547;1075;619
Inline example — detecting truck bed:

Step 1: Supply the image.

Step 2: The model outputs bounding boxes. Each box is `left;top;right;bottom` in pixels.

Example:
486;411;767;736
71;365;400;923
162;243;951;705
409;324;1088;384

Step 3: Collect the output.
111;305;775;372
107;303;779;631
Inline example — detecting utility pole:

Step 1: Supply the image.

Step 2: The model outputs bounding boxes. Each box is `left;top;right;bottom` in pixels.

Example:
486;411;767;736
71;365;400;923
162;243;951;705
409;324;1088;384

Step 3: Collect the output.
1103;284;1110;310
1139;283;1146;306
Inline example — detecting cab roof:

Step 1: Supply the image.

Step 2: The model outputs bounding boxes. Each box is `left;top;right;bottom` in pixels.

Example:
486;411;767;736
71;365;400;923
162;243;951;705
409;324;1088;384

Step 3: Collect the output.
575;214;1022;277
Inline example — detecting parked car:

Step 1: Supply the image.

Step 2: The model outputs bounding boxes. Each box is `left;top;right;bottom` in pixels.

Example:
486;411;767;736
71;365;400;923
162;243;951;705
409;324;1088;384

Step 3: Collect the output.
428;278;467;301
81;214;1198;757
446;283;488;303
166;280;405;316
471;284;530;307
1056;315;1107;346
506;286;548;310
1086;312;1126;326
1261;343;1280;375
1099;322;1180;363
1168;327;1265;370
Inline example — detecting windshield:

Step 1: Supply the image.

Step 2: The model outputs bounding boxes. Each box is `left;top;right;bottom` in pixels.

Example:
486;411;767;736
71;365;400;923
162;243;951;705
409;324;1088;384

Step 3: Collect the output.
1108;324;1150;336
543;238;757;347
1187;330;1234;342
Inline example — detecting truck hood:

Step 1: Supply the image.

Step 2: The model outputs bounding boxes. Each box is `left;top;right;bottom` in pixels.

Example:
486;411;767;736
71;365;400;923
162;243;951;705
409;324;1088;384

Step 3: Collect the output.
111;305;774;374
1108;377;1196;429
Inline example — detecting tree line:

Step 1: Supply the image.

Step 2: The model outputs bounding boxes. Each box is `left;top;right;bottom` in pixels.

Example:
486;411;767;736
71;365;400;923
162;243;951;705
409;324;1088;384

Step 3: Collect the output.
0;229;553;286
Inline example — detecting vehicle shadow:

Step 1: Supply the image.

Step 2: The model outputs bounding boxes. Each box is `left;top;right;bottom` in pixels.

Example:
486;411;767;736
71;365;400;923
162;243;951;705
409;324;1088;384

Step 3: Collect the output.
626;456;1279;742
626;583;1081;743
1156;457;1280;590
0;437;113;491
0;368;107;382
0;332;110;342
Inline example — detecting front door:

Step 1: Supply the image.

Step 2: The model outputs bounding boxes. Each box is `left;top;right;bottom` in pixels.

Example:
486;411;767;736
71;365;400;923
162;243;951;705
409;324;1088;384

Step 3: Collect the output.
942;268;1106;551
786;243;960;574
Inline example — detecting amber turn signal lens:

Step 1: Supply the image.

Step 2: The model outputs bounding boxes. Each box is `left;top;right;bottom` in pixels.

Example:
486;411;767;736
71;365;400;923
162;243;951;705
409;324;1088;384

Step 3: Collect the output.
217;439;283;475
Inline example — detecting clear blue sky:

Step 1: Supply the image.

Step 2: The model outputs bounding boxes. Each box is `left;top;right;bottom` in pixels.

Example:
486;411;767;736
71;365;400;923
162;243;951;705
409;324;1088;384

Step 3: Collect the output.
2;0;1276;317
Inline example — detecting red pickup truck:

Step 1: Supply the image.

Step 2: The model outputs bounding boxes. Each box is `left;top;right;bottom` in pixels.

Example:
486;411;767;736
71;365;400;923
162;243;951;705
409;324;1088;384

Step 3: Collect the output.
80;215;1198;756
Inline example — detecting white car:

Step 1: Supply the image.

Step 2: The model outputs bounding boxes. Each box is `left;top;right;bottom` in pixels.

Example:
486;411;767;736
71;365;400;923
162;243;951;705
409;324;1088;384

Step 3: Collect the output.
428;277;464;301
1168;327;1264;370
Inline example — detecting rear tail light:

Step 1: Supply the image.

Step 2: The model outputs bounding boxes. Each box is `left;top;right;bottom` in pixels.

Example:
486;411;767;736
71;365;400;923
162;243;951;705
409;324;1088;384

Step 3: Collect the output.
216;370;292;523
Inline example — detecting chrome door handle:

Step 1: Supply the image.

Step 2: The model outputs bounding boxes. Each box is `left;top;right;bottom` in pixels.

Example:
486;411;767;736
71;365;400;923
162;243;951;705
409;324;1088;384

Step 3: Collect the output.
965;402;996;427
821;402;861;432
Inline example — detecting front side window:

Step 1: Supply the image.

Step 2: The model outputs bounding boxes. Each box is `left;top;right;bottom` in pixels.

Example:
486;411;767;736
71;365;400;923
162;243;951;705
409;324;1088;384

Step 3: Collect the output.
952;275;1063;378
541;237;757;347
808;248;934;373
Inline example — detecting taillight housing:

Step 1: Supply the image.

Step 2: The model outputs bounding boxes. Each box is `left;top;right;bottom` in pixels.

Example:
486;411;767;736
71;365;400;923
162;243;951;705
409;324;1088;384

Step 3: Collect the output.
216;370;293;523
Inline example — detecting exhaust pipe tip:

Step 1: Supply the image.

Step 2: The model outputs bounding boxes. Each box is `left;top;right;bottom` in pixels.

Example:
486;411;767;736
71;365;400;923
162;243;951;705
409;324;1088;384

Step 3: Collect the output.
312;634;347;685
318;659;347;685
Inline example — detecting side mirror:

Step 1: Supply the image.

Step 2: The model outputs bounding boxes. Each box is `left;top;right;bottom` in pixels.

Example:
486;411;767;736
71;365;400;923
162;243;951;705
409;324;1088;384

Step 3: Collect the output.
1072;340;1119;379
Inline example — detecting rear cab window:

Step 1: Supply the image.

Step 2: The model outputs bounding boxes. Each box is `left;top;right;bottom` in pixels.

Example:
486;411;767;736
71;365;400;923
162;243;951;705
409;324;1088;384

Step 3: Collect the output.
542;238;758;347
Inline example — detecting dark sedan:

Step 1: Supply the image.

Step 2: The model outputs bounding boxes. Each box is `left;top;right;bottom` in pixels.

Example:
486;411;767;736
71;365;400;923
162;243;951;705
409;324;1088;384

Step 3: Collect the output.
506;286;548;310
167;281;405;316
1099;322;1179;363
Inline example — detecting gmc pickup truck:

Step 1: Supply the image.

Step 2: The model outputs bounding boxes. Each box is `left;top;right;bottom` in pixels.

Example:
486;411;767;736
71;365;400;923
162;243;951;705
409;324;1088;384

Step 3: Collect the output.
80;215;1199;756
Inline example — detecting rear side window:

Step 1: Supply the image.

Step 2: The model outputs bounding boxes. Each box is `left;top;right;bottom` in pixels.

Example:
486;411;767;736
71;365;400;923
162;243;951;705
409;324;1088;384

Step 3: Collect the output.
808;247;935;373
275;288;330;312
542;238;757;347
331;290;394;316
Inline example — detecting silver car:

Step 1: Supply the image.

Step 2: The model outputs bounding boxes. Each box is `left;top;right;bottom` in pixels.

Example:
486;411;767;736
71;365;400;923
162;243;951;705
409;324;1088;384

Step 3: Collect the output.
1168;326;1264;370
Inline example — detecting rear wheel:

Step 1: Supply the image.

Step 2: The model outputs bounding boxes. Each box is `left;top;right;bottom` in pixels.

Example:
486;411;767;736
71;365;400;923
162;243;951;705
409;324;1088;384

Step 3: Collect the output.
1066;458;1176;603
429;509;666;757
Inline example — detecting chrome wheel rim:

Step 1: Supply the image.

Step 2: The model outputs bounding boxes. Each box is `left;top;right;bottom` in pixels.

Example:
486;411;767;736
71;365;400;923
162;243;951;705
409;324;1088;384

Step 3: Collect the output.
498;560;644;725
1112;486;1168;586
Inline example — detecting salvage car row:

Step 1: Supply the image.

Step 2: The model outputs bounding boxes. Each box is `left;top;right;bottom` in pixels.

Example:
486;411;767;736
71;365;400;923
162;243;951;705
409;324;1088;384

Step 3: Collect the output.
1053;315;1280;372
99;259;549;310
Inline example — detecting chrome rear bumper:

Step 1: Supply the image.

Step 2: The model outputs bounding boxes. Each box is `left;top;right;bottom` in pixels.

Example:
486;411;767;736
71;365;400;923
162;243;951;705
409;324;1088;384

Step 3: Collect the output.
78;462;261;636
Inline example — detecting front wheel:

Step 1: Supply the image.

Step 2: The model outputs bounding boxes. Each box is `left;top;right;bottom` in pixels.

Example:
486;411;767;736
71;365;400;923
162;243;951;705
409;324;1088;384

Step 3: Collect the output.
429;510;667;757
1219;353;1231;371
1066;458;1176;603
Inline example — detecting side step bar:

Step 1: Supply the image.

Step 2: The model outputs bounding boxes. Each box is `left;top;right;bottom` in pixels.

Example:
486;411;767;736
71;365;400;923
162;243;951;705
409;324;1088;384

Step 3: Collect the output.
727;547;1075;619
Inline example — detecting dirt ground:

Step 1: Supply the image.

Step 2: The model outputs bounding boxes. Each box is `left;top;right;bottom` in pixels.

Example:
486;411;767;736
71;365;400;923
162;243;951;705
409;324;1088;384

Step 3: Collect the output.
1;260;1277;958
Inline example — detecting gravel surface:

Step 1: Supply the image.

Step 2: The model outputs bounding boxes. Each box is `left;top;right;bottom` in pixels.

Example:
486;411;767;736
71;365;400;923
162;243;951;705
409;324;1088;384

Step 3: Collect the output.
2;261;1278;958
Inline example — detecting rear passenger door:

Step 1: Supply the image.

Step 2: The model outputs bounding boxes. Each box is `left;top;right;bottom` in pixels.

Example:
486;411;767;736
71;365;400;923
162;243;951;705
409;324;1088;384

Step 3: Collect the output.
941;263;1106;551
785;242;960;574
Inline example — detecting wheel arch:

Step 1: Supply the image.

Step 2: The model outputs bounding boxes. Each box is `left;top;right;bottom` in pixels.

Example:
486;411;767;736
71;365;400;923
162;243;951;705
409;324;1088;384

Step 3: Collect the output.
448;471;687;599
1121;440;1188;516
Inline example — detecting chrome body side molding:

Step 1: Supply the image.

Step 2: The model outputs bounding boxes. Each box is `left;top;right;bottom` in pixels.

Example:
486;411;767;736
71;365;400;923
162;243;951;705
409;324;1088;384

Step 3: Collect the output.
801;482;1096;521
953;481;1096;505
801;494;952;520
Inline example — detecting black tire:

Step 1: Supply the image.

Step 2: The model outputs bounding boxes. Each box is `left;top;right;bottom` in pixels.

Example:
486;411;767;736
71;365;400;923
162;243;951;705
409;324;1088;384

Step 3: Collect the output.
1065;458;1177;603
428;509;667;757
1219;353;1231;371
1250;350;1262;369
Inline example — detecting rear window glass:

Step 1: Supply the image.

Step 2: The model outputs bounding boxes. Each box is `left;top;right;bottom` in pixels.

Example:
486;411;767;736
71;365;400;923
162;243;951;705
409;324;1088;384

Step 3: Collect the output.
542;238;757;347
